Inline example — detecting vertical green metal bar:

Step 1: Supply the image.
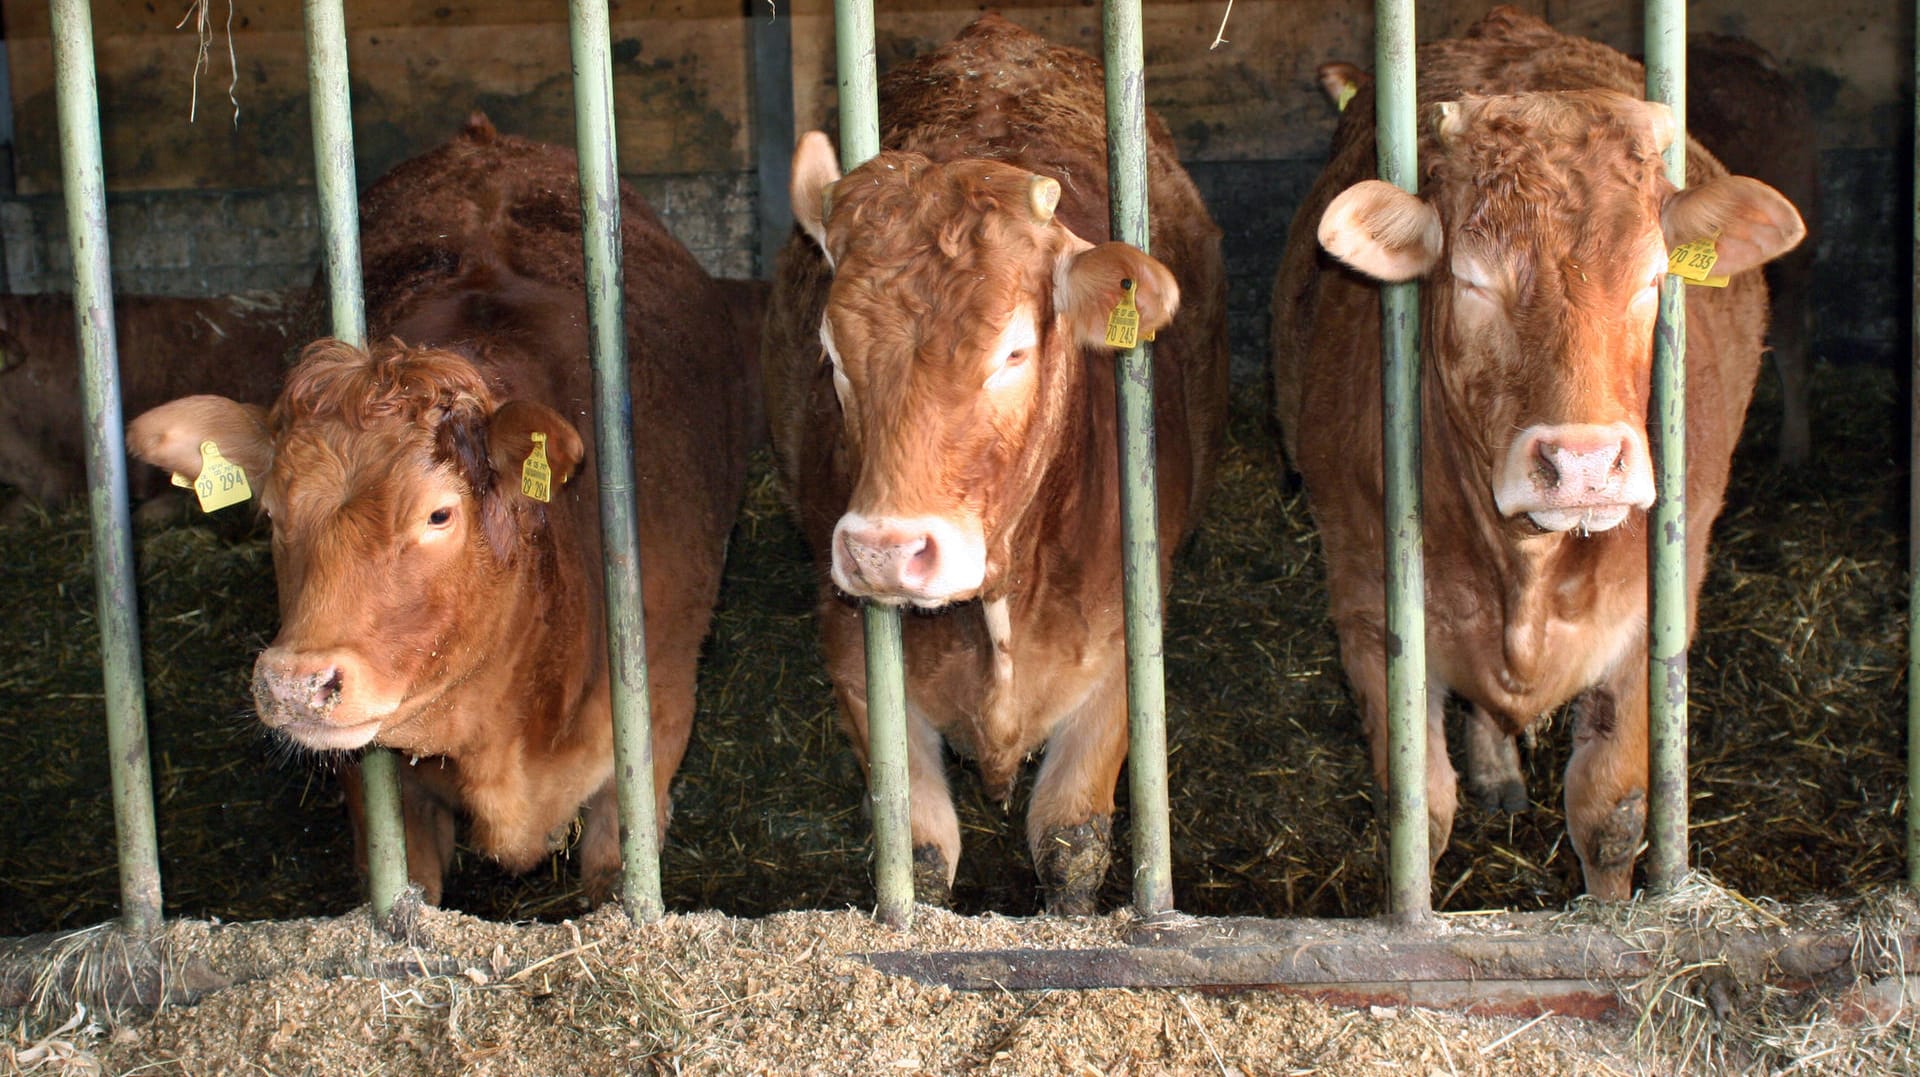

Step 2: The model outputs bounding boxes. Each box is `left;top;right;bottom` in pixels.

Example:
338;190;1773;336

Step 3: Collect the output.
1908;0;1920;892
303;0;407;921
1374;0;1429;922
830;0;910;925
1645;0;1689;895
50;0;162;934
568;0;663;923
1102;0;1173;917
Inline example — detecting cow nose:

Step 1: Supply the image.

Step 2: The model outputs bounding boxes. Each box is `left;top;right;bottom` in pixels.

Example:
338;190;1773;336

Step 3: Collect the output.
1531;429;1631;496
252;651;347;725
839;523;941;593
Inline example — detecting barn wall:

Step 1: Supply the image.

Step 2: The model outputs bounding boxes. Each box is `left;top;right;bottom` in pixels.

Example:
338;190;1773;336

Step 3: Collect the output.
0;1;1906;378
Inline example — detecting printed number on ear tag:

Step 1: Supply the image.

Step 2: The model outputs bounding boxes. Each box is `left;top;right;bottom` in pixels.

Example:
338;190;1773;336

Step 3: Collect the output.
190;440;252;513
1668;236;1729;288
1105;279;1141;349
521;432;553;503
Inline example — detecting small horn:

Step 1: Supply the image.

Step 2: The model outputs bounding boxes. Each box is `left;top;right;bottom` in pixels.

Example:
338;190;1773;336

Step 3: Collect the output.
1028;175;1061;223
1433;100;1467;146
1641;100;1676;155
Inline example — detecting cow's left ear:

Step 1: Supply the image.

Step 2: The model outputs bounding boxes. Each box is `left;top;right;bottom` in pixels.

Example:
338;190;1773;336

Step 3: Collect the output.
1662;176;1806;277
1058;241;1181;349
487;400;585;497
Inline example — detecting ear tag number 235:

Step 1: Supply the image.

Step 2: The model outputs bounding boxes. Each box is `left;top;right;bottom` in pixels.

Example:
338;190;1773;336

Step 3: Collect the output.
170;440;252;513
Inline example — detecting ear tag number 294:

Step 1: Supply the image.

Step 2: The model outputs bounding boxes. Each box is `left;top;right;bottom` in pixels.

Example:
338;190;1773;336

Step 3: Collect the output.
172;440;251;513
521;432;553;503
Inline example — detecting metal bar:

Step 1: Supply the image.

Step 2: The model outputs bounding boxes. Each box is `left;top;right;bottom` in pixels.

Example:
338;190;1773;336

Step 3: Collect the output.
302;0;408;921
828;0;909;924
1909;0;1920;893
1102;0;1172;917
50;0;162;934
751;4;795;277
569;0;663;923
1374;0;1429;922
1644;0;1689;895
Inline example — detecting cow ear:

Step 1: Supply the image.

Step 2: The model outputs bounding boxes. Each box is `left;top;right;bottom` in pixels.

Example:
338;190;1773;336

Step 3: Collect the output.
1662;175;1806;277
791;131;843;255
1318;179;1444;281
1058;241;1181;349
487;400;585;498
127;395;273;486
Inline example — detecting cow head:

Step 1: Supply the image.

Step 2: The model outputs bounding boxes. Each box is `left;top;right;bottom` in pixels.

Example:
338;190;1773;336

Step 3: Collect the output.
1317;90;1803;534
790;131;1179;607
128;338;583;753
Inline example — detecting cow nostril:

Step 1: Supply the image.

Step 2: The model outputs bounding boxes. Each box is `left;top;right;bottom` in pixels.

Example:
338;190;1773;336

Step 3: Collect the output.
1532;441;1561;488
310;667;344;710
900;534;939;586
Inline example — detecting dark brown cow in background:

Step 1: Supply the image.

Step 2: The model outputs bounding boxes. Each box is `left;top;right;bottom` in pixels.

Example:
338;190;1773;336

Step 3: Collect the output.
128;117;756;906
764;15;1228;914
0;290;303;516
1311;27;1822;468
1272;7;1804;900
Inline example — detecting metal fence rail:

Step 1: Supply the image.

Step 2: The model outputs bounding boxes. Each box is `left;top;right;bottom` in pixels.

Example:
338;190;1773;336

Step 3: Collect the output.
51;0;161;934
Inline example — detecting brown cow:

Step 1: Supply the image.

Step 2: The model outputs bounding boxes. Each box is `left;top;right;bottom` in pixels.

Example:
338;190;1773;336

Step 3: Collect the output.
0;290;303;515
1311;30;1822;468
1271;7;1804;900
764;14;1228;914
127;117;756;906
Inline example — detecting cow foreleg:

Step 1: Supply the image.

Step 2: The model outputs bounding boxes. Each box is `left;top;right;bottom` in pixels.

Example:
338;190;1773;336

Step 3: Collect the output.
343;758;456;906
1028;672;1127;916
1464;707;1528;813
1563;663;1649;901
1349;634;1457;869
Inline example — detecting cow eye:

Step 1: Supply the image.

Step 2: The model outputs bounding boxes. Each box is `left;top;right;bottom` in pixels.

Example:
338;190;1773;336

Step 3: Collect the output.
428;506;454;527
1006;348;1029;366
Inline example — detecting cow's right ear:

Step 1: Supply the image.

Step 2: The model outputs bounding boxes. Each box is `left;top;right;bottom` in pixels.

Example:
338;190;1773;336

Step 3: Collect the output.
791;131;842;256
127;395;272;486
1318;179;1443;282
487;400;585;496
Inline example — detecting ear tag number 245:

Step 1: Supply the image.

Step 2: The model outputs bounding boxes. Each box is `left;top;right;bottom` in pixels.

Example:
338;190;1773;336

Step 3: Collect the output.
1104;278;1157;350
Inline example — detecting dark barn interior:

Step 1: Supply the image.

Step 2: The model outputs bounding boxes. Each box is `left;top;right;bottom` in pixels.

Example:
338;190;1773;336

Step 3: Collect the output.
0;0;1914;935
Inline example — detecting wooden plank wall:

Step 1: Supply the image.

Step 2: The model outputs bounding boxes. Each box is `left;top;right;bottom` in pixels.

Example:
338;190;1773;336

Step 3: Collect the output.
3;2;1901;195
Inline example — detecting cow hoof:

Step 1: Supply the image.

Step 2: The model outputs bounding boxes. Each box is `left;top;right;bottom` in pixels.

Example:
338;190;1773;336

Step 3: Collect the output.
911;844;953;908
1471;778;1529;815
579;866;621;909
1035;816;1112;917
1590;789;1646;869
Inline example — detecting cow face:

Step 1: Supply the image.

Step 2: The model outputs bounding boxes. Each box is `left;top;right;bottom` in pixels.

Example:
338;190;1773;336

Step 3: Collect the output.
789;131;1179;607
128;339;583;753
1318;90;1803;534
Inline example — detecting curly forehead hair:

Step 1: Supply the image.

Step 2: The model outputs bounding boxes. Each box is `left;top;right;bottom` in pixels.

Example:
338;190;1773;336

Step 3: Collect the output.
273;337;496;433
1425;91;1664;250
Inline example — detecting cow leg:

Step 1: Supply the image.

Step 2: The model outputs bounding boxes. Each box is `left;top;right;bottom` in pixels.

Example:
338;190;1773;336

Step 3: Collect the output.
342;759;456;906
1349;635;1458;867
1463;706;1528;813
1027;671;1127;916
831;680;962;907
1563;662;1649;901
576;780;622;907
1769;301;1813;468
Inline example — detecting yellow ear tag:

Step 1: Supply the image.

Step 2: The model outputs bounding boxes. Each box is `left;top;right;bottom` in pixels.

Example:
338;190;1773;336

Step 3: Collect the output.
521;432;553;503
1668;236;1730;288
191;440;252;513
1105;278;1141;349
1335;82;1357;113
